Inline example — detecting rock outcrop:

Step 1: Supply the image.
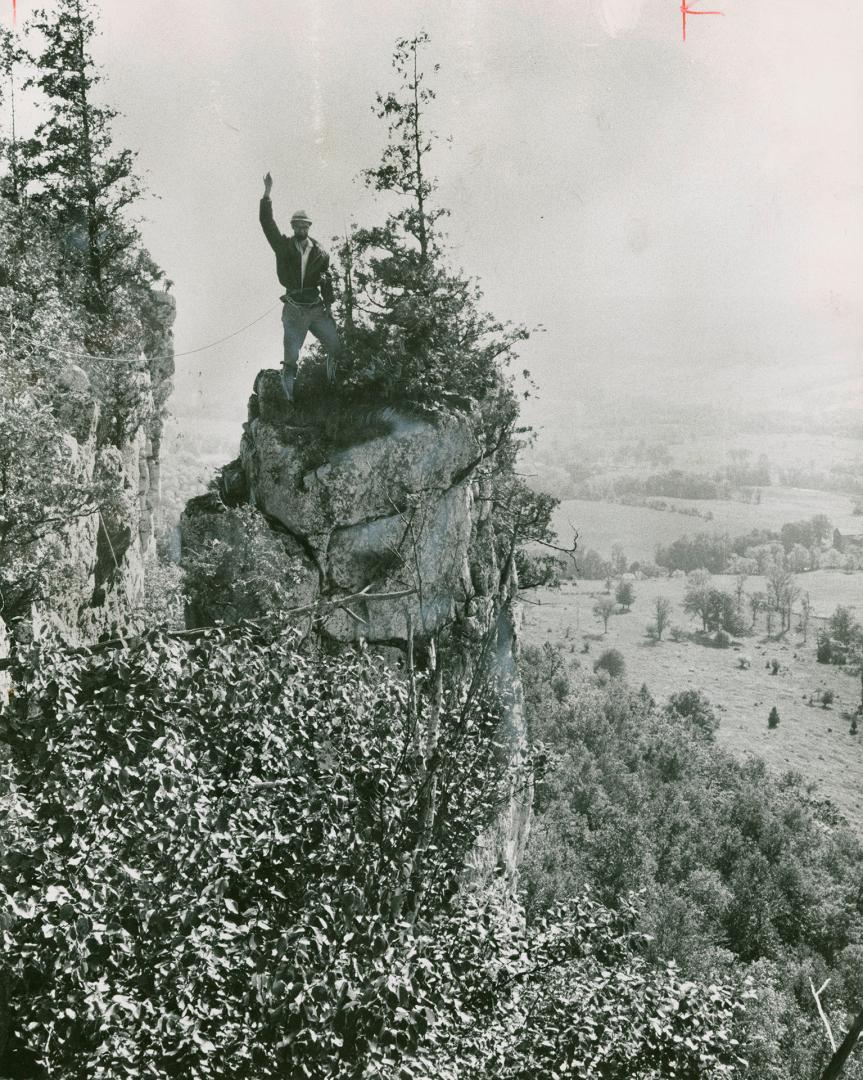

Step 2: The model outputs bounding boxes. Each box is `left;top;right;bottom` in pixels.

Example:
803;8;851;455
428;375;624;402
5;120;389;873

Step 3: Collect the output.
181;369;531;882
35;291;176;644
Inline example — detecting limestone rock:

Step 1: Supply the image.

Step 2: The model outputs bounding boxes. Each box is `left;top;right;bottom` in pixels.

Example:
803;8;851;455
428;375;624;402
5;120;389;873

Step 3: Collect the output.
29;291;176;645
186;370;490;644
180;369;531;881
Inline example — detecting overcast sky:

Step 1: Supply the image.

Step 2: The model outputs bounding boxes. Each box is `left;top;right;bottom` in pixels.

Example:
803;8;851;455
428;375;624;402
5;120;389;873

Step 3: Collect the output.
7;0;863;439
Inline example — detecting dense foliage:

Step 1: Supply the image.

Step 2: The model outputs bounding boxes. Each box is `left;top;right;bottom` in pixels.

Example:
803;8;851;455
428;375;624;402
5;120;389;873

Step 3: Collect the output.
653;515;856;577
522;643;863;1079
1;626;748;1078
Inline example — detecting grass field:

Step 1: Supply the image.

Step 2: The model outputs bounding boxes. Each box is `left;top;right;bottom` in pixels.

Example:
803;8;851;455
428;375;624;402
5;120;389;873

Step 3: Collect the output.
523;572;863;825
555;488;861;564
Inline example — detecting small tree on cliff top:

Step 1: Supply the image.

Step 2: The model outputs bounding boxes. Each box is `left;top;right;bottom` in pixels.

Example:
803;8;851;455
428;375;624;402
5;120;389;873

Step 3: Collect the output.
335;33;528;422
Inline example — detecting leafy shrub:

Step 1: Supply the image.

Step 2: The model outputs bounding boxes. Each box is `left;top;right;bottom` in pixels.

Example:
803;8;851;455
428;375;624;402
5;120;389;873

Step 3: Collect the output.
594;649;626;679
768;706;780;729
666;689;720;740
0;625;505;1077
0;626;748;1079
821;689;835;709
180;501;306;626
817;632;833;664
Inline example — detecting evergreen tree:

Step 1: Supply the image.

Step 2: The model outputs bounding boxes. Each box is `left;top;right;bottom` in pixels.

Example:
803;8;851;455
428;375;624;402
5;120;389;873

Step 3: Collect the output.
767;706;780;729
23;0;149;310
335;33;528;423
0;27;26;201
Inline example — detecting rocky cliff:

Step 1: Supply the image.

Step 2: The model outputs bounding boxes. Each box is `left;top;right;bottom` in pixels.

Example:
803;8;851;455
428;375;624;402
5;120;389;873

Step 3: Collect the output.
181;369;531;881
34;291;176;644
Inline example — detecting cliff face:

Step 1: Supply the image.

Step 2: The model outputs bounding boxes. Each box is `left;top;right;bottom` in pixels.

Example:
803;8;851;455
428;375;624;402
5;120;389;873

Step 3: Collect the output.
35;291;176;644
181;369;531;881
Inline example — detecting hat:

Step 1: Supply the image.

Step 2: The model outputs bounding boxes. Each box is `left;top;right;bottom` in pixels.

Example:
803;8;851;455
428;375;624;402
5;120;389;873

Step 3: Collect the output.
290;210;312;225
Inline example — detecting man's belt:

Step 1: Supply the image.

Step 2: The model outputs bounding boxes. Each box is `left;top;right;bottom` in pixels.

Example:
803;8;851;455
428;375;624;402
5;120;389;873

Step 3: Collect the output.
281;289;322;308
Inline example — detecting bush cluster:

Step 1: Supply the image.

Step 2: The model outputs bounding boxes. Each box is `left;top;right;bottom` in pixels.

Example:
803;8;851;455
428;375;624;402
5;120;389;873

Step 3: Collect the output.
521;644;863;1078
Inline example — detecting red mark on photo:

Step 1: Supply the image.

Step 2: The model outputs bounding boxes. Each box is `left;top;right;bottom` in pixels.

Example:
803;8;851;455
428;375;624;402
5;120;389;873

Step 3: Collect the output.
681;0;723;41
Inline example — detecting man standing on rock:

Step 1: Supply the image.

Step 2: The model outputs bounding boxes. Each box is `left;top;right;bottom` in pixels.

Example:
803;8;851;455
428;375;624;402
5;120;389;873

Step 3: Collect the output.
259;172;340;401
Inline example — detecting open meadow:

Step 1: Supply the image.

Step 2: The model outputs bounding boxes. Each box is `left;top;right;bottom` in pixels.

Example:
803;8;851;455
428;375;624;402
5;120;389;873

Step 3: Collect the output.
523;572;863;825
554;487;861;563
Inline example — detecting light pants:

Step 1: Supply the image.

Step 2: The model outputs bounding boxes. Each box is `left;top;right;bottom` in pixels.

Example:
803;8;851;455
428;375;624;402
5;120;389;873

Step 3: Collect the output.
281;299;340;397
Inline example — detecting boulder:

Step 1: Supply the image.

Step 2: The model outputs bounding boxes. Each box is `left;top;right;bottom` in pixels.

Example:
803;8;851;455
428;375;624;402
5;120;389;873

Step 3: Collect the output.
186;370;491;644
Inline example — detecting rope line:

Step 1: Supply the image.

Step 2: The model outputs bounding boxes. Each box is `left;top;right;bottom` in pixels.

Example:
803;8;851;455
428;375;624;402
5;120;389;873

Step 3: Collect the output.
1;303;280;366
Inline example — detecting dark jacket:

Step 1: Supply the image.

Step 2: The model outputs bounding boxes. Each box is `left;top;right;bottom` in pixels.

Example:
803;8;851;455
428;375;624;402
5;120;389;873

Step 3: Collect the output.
259;196;335;306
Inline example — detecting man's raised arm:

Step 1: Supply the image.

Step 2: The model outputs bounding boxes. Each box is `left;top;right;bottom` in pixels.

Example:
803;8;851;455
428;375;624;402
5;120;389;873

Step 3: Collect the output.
259;171;282;251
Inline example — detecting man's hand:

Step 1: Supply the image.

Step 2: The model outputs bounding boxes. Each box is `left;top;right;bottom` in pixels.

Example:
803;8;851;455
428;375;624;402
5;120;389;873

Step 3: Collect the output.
263;171;273;198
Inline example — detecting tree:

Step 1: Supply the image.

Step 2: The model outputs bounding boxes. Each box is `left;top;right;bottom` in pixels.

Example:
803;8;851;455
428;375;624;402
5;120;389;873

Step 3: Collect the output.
23;0;147;310
615;579;635;611
577;548;610;581
829;605;860;648
846;635;863;716
492;475;565;591
653;595;672;640
768;706;780;729
798;592;812;644
734;572;748;615
786;543;810;573
0;2;171;636
816;631;834;664
0;27;26;202
655;533;731;574
765;562;799;634
683;569;714;631
696;589;746;636
665;689;719;739
180;503;308;627
594;648;626;679
335;33;528;417
749;590;767;630
610;542;628;576
593;595;615;633
811;513;832;546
